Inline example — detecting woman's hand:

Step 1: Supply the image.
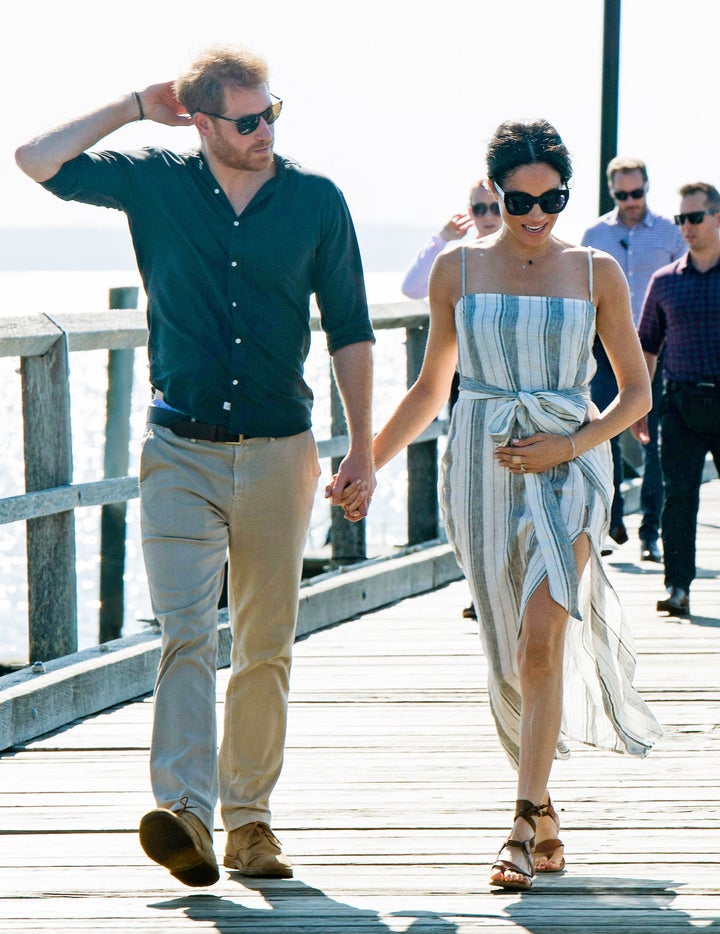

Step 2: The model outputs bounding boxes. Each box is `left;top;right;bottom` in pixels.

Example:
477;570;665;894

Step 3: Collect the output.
439;212;475;242
494;433;576;475
324;476;371;521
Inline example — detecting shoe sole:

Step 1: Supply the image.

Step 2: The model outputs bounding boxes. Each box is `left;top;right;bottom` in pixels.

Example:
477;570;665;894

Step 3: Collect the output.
656;602;690;616
223;855;293;878
139;810;219;887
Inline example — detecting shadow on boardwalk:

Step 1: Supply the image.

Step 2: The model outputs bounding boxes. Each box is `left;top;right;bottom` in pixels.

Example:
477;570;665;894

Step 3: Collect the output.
152;881;461;932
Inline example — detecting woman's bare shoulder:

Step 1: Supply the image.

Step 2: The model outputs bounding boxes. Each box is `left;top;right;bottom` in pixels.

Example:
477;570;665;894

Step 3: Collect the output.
580;243;623;273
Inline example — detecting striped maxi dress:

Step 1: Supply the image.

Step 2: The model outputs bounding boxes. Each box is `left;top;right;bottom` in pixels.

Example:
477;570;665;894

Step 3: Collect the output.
439;247;663;768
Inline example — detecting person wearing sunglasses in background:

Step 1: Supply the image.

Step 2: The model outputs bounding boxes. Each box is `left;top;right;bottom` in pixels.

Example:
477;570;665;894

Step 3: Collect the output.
342;119;662;890
16;45;375;886
400;182;502;620
401;181;503;302
582;158;686;561
633;183;720;618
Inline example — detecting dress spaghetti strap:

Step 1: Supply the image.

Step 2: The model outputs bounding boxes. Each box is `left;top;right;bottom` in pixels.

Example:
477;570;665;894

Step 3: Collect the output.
461;246;467;313
587;247;594;302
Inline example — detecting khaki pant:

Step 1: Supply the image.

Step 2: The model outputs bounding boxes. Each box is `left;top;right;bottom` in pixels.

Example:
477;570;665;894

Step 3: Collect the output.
139;425;320;833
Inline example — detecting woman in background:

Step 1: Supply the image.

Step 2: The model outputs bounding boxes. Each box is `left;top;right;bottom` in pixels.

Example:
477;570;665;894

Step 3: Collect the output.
400;180;503;301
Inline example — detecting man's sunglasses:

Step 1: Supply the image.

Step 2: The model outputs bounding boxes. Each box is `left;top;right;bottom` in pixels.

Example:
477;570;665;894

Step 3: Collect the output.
471;202;501;217
494;182;569;216
200;95;283;135
612;187;646;201
674;209;719;225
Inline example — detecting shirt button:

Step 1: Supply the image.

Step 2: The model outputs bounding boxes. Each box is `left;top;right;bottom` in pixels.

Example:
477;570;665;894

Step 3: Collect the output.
214;188;220;194
233;220;239;227
232;379;239;386
235;338;242;344
231;261;238;267
231;302;237;308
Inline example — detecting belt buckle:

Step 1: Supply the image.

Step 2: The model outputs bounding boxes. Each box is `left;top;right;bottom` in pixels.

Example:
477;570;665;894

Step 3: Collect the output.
224;434;246;444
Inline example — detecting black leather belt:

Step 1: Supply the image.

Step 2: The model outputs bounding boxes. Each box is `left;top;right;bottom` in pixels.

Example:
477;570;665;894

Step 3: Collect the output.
147;406;255;443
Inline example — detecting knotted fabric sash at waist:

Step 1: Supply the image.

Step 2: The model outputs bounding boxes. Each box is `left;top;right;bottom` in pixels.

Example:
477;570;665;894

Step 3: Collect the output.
458;375;595;619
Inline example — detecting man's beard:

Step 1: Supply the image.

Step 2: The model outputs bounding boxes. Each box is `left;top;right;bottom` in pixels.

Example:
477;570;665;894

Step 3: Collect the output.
208;134;274;172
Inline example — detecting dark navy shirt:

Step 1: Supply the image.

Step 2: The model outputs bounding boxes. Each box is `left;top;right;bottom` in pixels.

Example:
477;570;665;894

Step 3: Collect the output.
42;148;374;436
638;252;720;382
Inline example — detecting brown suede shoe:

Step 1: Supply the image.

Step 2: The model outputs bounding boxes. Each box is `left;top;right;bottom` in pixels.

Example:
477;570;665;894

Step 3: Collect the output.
139;806;219;887
224;821;293;877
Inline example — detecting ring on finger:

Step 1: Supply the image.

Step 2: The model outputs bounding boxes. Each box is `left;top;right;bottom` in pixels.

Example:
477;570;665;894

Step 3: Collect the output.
520;463;527;473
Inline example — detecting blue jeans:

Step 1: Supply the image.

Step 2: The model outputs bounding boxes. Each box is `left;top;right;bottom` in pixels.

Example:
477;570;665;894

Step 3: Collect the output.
590;339;663;539
660;389;720;590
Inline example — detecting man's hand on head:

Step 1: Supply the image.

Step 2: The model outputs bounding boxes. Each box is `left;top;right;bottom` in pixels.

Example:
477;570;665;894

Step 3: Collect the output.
137;82;193;128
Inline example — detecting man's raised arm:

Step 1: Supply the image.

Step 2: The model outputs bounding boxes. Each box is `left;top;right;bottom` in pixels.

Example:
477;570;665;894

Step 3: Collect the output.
15;82;192;183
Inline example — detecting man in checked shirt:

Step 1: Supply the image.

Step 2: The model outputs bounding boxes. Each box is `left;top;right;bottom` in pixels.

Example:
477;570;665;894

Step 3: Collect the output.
634;182;720;617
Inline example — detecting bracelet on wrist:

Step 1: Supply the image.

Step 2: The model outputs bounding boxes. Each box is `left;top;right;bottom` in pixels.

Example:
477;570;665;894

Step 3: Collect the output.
132;91;145;121
568;435;576;461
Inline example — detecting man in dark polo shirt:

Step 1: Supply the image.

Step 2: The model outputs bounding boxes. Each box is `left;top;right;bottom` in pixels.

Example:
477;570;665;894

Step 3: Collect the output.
635;182;720;618
15;46;375;886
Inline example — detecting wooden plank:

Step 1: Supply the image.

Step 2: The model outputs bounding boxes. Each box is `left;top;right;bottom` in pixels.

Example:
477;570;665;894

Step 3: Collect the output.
0;313;63;358
21;331;77;661
0;477;139;523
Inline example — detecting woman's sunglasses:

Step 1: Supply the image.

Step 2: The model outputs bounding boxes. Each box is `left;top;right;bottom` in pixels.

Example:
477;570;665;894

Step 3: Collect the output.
471;202;501;217
674;210;718;226
494;182;569;216
199;95;283;135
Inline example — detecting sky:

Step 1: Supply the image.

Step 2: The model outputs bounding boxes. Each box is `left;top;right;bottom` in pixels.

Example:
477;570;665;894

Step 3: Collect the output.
2;0;719;246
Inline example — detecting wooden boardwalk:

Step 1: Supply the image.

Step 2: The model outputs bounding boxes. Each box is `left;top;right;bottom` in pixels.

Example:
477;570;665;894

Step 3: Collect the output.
2;480;720;932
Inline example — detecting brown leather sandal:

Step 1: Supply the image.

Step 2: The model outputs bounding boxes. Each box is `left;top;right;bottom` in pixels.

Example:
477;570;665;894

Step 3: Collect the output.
490;799;544;891
533;796;566;873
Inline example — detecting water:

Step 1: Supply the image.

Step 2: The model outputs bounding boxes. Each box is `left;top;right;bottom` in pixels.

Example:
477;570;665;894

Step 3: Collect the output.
0;269;426;662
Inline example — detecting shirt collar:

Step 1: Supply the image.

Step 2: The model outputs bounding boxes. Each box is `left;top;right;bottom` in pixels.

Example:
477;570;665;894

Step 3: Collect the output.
680;251;720;274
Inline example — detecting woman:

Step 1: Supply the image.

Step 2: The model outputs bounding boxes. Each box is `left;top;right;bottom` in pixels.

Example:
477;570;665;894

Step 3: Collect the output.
400;180;503;300
340;119;662;890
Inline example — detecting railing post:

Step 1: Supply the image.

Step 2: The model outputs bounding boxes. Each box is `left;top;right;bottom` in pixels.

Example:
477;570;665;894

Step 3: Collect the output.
21;332;78;662
99;286;139;643
406;324;439;544
329;363;367;564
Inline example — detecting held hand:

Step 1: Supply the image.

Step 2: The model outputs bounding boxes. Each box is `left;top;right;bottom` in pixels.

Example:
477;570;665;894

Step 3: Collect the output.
439;213;475;242
137;82;193;127
630;416;651;445
324;452;376;522
325;478;369;520
494;433;576;475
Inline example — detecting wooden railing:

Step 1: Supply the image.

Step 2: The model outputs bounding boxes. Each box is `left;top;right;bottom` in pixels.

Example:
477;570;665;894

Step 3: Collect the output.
0;290;447;665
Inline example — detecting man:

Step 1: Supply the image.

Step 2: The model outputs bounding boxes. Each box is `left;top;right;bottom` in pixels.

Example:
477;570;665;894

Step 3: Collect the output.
15;46;375;886
582;157;685;560
634;182;720;617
